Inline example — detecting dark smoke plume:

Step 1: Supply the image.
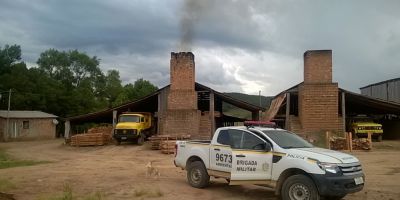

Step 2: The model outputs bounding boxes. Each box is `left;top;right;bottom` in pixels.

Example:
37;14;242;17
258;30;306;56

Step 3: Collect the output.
179;0;210;51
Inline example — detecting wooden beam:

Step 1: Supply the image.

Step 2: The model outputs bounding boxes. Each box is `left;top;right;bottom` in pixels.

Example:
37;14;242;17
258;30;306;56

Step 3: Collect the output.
64;120;70;139
112;110;117;129
210;92;215;138
285;93;290;130
342;92;346;136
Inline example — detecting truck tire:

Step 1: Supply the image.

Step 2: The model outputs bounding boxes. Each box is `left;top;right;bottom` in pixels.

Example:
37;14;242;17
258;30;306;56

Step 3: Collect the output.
137;133;145;145
377;135;382;142
115;139;121;146
187;161;210;188
281;174;320;200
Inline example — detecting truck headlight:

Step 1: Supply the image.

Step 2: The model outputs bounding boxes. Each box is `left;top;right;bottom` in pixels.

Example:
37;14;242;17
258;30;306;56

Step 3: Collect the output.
317;162;340;174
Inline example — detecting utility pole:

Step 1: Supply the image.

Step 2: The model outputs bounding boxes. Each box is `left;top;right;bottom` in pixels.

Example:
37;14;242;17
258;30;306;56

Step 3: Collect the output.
259;90;261;120
4;89;11;141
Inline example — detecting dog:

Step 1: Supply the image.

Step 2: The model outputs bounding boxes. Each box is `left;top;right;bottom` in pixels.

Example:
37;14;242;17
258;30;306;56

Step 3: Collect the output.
146;161;161;178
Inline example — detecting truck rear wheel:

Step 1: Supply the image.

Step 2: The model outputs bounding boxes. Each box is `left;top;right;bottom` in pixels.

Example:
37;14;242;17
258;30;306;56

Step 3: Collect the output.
281;174;320;200
187;161;210;188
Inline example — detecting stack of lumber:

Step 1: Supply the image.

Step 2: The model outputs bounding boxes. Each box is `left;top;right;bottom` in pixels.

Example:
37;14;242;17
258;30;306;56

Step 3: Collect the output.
70;125;113;147
352;138;371;150
70;133;110;146
148;135;191;153
87;126;113;141
329;136;347;150
160;140;177;154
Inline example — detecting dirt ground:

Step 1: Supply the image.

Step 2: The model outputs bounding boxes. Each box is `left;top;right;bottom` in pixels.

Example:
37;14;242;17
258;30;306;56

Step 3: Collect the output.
0;139;399;200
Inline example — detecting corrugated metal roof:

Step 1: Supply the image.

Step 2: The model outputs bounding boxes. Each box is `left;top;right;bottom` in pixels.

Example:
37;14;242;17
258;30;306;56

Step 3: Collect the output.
0;110;58;119
359;77;400;89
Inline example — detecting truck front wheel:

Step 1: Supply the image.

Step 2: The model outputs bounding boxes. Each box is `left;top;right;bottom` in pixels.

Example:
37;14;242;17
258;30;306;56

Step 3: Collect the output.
137;133;145;145
281;174;320;200
187;161;210;188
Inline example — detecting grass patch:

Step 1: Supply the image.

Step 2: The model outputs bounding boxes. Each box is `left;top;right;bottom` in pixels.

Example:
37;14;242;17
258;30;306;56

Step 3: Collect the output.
0;148;50;169
0;179;16;192
134;187;163;198
37;183;105;200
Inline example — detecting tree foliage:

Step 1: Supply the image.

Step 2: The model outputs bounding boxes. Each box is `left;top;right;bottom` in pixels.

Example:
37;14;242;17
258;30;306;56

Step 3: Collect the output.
0;44;158;117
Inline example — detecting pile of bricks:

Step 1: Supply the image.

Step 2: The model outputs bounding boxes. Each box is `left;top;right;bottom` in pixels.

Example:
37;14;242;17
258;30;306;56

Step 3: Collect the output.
148;134;191;154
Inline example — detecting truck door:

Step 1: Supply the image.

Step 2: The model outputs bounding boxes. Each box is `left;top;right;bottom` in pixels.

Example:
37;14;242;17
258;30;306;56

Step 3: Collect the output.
210;130;233;173
231;130;273;181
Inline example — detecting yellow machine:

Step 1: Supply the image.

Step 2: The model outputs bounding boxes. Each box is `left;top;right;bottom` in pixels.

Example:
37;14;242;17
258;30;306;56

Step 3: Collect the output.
349;116;383;142
113;112;154;145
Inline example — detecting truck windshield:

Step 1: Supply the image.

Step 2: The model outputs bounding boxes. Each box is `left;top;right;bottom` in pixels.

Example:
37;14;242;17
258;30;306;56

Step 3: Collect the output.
262;130;313;149
119;115;140;122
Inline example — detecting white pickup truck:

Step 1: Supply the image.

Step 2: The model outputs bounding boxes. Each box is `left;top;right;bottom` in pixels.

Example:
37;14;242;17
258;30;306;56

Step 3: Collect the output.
174;122;364;200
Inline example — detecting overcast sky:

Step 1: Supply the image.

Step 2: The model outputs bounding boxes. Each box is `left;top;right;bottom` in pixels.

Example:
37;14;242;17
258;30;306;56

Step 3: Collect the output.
0;0;399;96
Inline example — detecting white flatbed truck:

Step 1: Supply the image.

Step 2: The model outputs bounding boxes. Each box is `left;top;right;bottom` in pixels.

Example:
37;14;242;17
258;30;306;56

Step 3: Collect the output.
174;122;364;200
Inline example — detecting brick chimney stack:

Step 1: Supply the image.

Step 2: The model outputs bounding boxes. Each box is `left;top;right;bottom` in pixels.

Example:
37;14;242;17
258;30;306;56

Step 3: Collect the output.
160;52;200;137
304;50;332;83
170;52;195;91
298;50;341;137
168;52;197;110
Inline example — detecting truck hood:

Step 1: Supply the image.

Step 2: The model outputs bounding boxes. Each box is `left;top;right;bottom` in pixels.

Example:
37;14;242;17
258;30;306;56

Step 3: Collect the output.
287;148;359;164
115;122;140;129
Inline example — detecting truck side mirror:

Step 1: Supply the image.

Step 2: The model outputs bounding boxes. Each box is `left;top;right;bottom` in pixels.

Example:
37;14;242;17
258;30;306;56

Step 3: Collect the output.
264;142;272;152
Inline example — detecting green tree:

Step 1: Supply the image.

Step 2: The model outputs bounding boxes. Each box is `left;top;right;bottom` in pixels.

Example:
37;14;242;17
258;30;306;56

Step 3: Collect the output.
104;70;123;107
0;44;22;74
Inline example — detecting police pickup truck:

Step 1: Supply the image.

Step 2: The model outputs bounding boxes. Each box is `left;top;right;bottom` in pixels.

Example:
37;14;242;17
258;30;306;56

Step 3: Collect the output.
174;121;364;200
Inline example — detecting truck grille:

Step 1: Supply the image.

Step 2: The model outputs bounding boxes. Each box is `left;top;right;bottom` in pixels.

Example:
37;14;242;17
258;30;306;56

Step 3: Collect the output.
338;162;363;176
115;129;137;135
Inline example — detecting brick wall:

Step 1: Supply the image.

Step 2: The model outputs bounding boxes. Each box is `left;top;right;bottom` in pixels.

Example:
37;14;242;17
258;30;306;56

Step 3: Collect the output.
167;90;197;110
161;110;200;137
0;118;56;141
299;83;340;134
304;50;332;84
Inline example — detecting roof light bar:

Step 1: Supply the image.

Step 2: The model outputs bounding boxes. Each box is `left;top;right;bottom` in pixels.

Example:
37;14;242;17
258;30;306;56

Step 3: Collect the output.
244;121;277;128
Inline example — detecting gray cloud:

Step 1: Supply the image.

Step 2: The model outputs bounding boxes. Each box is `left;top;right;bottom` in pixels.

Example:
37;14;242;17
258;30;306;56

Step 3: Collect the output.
0;0;399;96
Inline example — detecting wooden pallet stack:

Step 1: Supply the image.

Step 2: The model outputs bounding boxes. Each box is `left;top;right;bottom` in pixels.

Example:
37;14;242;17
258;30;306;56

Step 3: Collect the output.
352;138;371;150
326;132;372;151
70;125;113;147
329;136;347;150
70;133;110;146
88;126;113;141
148;135;191;154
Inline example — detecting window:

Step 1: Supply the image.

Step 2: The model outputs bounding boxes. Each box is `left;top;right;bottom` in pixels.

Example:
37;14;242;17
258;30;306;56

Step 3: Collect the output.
141;117;144;122
262;130;313;149
228;130;243;149
23;121;29;129
119;115;140;122
242;131;265;150
217;130;230;145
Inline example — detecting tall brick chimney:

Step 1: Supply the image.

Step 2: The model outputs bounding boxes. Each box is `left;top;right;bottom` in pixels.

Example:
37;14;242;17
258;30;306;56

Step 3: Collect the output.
304;50;332;83
168;52;197;110
160;52;201;137
170;52;195;91
298;50;342;138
